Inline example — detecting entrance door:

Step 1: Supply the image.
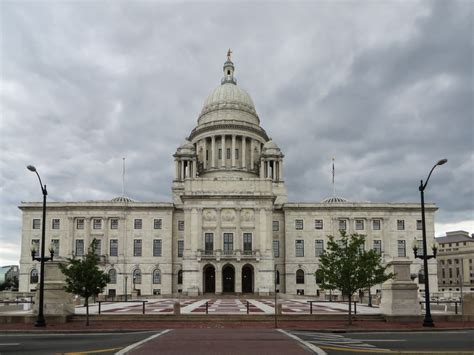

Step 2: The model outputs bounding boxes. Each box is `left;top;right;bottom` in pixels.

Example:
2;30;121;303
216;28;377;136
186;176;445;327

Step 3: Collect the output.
222;265;235;293
242;264;253;293
204;265;215;293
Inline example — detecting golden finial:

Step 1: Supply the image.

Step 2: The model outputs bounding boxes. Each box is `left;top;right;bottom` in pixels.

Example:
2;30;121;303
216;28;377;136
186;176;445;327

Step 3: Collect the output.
227;48;232;61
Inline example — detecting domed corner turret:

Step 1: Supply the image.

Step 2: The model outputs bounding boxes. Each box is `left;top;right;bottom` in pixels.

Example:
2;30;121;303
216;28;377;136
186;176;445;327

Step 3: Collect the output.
174;140;196;157
261;139;284;158
173;139;198;181
111;196;135;203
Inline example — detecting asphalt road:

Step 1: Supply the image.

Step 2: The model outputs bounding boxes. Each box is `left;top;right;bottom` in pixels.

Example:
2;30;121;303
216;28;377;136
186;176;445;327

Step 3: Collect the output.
0;329;472;355
0;330;161;355
286;329;474;354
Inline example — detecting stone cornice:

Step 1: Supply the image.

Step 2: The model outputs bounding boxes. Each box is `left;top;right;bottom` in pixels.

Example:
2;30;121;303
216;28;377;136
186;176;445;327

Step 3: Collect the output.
283;202;438;212
19;201;174;210
188;121;268;141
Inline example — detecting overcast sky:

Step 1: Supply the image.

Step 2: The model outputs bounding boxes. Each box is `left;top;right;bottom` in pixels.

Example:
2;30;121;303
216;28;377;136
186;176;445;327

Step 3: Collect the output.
1;0;472;266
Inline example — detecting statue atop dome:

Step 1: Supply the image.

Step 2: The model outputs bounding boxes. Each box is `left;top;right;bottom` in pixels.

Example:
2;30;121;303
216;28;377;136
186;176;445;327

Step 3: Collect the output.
227;48;232;61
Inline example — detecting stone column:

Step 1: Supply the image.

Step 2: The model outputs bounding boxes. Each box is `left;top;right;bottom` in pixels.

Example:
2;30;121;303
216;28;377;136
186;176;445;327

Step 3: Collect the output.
175;160;179;179
192;160;197;178
279;159;283;180
211;136;216;168
221;135;226;168
260;159;265;178
231;135;236;168
203;139;207;169
250;139;254;170
216;209;222;251
236;208;242;253
216;267;222;294
235;267;242;294
67;217;74;256
181;160;185;180
242;136;246;169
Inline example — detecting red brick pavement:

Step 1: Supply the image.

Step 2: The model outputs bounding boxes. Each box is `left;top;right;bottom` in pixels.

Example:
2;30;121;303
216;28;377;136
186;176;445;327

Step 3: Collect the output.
128;329;311;355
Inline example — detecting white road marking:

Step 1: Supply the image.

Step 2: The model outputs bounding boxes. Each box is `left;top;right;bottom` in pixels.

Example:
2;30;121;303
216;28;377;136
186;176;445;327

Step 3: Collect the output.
115;329;171;355
0;343;20;346
278;329;327;355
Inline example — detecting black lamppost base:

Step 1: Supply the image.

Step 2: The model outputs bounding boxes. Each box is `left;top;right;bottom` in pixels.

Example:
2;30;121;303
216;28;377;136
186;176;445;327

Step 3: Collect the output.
423;320;434;327
35;318;46;327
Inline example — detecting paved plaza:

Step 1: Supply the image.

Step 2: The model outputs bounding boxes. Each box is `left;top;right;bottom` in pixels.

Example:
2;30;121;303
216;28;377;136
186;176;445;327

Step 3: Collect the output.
75;298;382;315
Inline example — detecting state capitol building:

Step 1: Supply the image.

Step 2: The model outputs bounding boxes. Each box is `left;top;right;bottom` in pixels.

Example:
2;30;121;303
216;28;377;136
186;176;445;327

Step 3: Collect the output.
19;53;438;297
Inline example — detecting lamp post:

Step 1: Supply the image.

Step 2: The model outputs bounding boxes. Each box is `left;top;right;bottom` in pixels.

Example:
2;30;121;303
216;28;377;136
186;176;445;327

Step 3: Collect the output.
124;275;128;302
27;165;54;327
412;158;447;327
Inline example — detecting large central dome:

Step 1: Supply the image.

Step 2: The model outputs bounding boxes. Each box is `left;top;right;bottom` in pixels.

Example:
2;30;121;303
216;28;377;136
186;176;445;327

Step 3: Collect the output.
195;56;262;130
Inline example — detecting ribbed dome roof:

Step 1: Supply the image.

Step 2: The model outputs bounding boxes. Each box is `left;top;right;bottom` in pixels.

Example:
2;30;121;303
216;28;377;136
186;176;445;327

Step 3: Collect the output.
321;196;349;204
111;196;135;203
200;83;257;117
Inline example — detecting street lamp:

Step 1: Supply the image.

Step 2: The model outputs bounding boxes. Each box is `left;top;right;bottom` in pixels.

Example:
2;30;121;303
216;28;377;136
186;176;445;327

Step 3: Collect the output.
412;158;447;327
27;165;53;327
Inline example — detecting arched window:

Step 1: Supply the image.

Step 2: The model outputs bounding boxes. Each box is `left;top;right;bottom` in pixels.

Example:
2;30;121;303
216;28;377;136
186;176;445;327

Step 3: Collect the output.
296;269;305;284
30;269;38;284
153;269;161;284
133;269;142;284
276;270;280;285
108;269;117;284
177;270;183;284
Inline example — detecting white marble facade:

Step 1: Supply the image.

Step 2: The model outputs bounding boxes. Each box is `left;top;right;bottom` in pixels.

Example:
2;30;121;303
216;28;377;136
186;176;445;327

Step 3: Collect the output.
18;56;438;297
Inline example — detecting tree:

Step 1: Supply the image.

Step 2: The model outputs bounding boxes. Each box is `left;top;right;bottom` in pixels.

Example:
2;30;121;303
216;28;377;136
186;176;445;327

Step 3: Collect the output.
0;276;18;291
59;239;109;326
316;230;394;324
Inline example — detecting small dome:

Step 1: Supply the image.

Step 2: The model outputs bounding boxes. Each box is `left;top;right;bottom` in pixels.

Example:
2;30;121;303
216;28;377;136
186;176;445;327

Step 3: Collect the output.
261;139;283;157
263;140;280;150
111;196;135;203
179;140;195;150
175;140;196;156
321;196;349;204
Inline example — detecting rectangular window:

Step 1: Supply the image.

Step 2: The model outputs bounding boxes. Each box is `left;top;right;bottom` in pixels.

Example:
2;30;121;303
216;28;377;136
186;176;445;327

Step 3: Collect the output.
32;219;41;229
134;219;142;230
223;233;233;254
153;239;162;257
218;149;222;159
273;240;280;258
355;219;364;230
295;240;304;257
109;239;118;257
178;240;184;257
52;219;60;229
314;219;323;230
133;239;142;256
416;220;423;230
295;219;304;230
206;150;209;161
204;233;213;254
178;220;184;231
93;219;102;229
397;220;405;230
235;148;239;160
76;219;84;230
397;240;406;257
93;239;101;256
75;239;84;256
51;239;60;255
373;240;382;255
243;233;252;254
226;148;231;159
110;219;119;229
315;240;324;256
339;219;347;231
372;219;381;230
272;221;280;231
154;218;162;229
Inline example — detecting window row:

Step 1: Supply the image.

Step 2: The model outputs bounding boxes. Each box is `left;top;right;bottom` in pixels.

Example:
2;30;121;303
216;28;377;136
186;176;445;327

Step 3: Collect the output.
291;239;388;257
272;219;424;231
31;218;168;230
71;239;166;257
203;233;254;254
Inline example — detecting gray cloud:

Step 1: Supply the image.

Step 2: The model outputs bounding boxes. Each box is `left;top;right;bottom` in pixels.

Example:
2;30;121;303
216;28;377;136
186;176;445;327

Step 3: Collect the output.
0;0;472;265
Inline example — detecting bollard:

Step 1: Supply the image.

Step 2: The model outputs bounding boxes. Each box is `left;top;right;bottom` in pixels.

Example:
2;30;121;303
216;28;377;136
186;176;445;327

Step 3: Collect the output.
354;301;357;315
206;301;209;315
455;302;458;315
98;301;101;315
310;301;313;315
247;301;249;314
142;301;146;314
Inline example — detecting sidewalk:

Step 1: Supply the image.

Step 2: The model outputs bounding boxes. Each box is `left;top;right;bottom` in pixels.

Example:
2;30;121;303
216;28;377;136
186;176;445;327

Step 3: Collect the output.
1;319;473;333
